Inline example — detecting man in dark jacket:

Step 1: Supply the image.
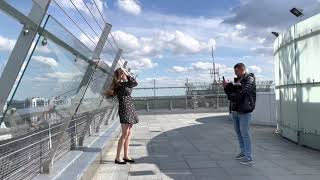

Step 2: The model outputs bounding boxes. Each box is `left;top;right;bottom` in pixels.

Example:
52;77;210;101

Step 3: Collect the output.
223;63;256;165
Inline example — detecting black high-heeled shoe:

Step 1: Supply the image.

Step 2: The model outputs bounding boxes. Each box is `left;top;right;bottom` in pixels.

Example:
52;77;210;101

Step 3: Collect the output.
115;159;126;164
123;158;135;163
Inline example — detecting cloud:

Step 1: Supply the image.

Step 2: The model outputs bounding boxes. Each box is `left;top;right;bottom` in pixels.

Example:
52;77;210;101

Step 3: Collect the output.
129;57;158;70
235;24;246;30
170;31;216;54
0;37;51;54
32;56;58;67
31;77;50;81
223;0;320;28
248;65;263;73
141;76;186;87
191;62;212;71
45;72;82;81
250;46;273;56
169;61;234;75
117;0;142;15
121;12;257;49
170;66;190;73
110;30;216;73
0;36;15;52
113;30;215;56
112;30;140;50
79;33;99;50
222;0;320;48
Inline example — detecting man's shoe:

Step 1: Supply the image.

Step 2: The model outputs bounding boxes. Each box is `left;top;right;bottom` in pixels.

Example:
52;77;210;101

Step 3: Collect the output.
235;153;245;160
239;158;253;165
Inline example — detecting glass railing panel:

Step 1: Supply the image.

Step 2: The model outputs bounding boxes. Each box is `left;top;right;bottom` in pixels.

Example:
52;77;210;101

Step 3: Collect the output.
0;24;89;141
44;16;93;61
48;0;98;51
77;68;109;114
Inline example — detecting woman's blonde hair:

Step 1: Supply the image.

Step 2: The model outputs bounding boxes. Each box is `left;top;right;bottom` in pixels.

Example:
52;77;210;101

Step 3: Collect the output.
106;68;125;97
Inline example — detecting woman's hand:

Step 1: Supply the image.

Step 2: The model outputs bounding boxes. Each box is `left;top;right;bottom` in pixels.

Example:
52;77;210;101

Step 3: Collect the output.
122;67;134;77
121;67;129;76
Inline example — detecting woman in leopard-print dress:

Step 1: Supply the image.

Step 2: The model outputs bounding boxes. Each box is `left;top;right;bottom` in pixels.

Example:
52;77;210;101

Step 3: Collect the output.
106;67;139;164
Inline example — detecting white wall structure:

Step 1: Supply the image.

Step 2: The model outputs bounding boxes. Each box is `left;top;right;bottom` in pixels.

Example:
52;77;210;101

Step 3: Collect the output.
251;92;276;126
274;13;320;150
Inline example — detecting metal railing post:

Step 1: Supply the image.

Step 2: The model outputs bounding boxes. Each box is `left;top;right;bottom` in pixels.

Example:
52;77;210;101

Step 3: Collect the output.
70;119;77;150
78;112;93;146
104;108;113;125
216;85;220;109
146;99;149;111
96;110;106;133
185;96;188;109
111;107;118;121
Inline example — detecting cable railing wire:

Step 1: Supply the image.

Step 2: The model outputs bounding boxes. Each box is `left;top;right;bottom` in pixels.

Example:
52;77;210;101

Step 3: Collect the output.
55;0;123;66
6;152;50;180
55;0;125;69
57;0;128;71
90;0;122;56
52;0;97;46
107;38;117;54
68;0;101;38
88;0;127;67
92;0;107;24
110;33;119;49
81;0;104;31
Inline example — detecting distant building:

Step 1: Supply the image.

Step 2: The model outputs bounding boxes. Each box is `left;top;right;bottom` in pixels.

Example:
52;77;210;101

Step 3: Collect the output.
185;81;274;96
30;97;45;108
50;96;71;106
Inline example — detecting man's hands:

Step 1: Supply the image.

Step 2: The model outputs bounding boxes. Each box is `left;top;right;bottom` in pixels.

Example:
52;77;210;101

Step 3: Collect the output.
223;79;228;88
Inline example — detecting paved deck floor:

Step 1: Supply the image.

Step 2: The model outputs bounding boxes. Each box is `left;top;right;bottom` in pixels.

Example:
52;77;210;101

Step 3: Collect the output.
93;113;320;180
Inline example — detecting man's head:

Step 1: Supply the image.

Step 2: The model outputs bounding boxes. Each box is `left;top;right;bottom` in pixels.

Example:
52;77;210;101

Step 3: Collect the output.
234;63;246;78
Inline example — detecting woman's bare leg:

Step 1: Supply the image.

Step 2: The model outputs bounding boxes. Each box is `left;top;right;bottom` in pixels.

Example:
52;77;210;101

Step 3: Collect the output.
124;124;133;159
115;124;130;161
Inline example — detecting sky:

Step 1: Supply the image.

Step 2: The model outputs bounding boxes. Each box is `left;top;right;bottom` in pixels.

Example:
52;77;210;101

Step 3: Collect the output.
1;0;320;98
99;0;320;87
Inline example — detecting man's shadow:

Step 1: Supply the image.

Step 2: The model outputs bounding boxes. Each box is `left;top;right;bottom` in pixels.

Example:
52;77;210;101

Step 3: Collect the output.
126;115;242;178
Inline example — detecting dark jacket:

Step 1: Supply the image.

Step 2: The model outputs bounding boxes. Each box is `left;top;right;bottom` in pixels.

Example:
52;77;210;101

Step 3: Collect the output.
224;73;256;113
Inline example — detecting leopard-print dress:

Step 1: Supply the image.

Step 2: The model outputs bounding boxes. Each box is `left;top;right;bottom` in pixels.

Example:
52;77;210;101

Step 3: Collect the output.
116;75;139;124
